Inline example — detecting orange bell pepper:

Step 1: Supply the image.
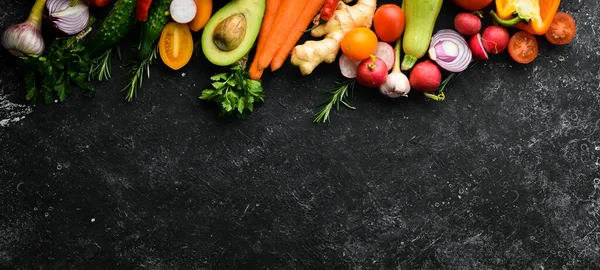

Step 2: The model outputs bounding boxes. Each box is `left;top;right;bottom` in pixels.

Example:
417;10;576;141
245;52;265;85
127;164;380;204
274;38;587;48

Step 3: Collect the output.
491;0;560;35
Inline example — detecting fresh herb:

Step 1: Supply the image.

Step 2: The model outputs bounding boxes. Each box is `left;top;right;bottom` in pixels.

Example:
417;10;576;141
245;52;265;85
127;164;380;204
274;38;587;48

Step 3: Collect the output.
424;60;479;101
314;79;356;124
199;65;265;119
21;32;95;104
89;48;112;81
122;45;158;102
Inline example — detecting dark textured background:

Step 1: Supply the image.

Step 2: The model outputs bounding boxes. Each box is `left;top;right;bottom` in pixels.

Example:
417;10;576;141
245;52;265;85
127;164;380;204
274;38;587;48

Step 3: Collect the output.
1;0;599;269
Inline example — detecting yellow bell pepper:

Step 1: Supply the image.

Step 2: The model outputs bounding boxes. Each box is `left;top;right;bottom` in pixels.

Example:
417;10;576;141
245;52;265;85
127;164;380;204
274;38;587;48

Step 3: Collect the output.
491;0;560;35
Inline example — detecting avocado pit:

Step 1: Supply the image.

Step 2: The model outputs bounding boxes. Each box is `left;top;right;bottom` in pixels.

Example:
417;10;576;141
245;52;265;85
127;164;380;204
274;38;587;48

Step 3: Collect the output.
213;13;247;51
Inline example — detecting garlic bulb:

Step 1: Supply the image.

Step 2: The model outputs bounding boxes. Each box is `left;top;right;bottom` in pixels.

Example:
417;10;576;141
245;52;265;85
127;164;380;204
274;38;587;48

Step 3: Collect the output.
2;0;47;56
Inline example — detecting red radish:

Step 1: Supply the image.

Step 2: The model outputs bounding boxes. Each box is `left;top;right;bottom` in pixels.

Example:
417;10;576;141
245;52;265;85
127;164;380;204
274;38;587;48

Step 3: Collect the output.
170;0;197;24
454;12;481;36
339;53;360;78
481;25;509;54
409;60;442;93
356;56;388;88
373;41;395;71
468;33;488;60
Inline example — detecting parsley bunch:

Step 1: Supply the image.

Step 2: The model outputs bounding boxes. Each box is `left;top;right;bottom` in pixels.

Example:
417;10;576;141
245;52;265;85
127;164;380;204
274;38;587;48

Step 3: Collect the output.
200;65;265;119
21;35;94;104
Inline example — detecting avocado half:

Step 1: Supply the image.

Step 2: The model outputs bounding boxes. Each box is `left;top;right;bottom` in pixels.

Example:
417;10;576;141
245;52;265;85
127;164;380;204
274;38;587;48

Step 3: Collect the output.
201;0;266;66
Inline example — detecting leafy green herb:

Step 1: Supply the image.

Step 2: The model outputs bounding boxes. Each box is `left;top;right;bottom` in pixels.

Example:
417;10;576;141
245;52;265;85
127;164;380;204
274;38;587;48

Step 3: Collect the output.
21;33;95;104
314;79;356;124
199;65;265;119
122;45;158;102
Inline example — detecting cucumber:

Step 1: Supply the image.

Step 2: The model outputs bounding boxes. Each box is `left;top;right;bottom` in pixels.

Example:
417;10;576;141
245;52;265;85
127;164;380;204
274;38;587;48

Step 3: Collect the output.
86;0;137;57
401;0;443;71
137;0;173;61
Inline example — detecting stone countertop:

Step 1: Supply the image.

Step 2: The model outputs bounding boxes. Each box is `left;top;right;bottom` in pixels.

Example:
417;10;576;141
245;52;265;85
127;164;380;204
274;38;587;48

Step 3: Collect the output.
1;0;599;269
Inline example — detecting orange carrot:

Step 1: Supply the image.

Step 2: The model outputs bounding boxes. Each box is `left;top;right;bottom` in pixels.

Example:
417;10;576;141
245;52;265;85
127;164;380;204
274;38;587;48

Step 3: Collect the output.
269;0;326;71
257;0;308;71
249;0;282;80
248;58;264;80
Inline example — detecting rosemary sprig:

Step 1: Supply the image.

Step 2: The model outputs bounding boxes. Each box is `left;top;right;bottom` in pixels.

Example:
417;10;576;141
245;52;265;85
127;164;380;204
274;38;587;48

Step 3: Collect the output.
89;49;112;81
122;45;158;102
314;79;356;124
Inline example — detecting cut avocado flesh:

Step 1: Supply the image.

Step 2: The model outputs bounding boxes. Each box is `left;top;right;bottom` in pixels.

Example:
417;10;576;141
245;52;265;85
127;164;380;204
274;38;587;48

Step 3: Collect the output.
202;0;266;66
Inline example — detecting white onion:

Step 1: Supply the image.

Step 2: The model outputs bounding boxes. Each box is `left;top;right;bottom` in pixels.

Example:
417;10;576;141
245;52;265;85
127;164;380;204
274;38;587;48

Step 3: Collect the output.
428;29;472;73
47;0;90;36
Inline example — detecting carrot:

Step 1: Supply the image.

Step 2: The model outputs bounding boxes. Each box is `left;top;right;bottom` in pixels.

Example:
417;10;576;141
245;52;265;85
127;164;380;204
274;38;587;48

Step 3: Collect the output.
136;0;153;21
269;0;326;71
257;0;308;71
249;0;281;80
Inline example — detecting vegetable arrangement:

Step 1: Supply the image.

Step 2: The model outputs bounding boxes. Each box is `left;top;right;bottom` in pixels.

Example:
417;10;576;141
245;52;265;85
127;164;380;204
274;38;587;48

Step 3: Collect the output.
2;0;577;123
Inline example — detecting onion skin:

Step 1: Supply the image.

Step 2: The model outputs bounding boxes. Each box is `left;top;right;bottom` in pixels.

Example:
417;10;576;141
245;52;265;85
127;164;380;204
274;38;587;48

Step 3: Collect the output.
428;29;472;73
46;0;90;36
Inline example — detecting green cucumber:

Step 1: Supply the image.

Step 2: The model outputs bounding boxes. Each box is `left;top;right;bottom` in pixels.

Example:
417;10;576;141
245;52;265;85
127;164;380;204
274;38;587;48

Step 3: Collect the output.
86;0;137;57
137;0;172;61
401;0;443;71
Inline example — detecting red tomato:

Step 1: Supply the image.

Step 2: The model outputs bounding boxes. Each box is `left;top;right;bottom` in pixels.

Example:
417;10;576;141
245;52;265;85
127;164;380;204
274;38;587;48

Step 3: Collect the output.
508;31;539;64
451;0;492;11
373;4;405;43
340;27;378;61
82;0;112;7
545;12;577;45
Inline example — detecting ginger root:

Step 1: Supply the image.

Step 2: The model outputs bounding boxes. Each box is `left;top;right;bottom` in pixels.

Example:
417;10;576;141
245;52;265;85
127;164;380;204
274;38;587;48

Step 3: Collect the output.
290;0;377;75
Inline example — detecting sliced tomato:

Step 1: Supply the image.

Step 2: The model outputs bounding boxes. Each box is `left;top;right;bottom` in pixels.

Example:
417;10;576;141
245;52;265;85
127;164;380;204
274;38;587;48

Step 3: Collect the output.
159;22;194;70
508;31;538;64
545;12;576;45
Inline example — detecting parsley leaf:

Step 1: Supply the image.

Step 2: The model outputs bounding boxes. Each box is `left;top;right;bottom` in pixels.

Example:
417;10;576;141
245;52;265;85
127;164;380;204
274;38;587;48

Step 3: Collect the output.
20;27;95;104
199;65;265;119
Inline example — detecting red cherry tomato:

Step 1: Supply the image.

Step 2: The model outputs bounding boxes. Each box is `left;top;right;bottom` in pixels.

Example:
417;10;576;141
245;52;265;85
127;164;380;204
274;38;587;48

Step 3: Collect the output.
373;4;405;43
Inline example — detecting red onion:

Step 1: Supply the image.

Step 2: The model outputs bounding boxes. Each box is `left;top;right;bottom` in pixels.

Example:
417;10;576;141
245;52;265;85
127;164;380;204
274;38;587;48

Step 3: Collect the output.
46;0;89;36
428;29;472;73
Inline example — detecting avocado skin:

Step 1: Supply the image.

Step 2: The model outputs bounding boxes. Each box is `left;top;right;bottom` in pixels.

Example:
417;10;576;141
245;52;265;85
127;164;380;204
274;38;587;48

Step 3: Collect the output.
201;0;266;66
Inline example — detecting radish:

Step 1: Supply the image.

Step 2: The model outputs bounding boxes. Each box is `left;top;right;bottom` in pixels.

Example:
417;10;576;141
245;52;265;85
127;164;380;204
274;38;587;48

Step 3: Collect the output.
339;53;360;78
409;60;441;92
356;56;388;88
469;33;488;60
481;25;509;54
373;41;394;71
170;0;197;24
454;12;481;36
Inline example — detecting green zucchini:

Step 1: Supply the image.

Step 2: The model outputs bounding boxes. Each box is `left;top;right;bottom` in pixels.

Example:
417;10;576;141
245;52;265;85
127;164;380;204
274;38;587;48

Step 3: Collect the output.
401;0;443;71
137;0;172;61
86;0;137;57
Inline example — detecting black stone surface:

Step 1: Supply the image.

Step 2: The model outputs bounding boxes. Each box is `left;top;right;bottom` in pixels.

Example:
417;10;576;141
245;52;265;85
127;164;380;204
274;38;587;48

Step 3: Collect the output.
1;0;599;269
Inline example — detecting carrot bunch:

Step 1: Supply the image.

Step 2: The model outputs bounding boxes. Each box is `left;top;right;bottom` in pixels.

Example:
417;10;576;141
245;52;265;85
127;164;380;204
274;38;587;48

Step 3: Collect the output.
249;0;327;80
